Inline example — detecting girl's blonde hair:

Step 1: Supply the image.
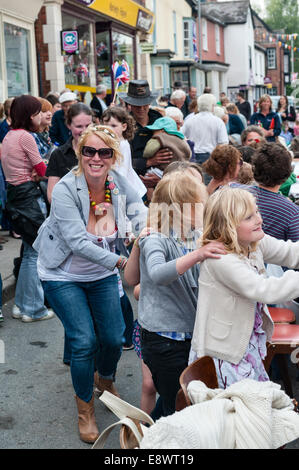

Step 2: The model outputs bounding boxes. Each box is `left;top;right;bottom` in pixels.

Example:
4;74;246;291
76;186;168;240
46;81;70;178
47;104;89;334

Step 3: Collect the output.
147;170;208;236
202;186;259;256
74;124;123;175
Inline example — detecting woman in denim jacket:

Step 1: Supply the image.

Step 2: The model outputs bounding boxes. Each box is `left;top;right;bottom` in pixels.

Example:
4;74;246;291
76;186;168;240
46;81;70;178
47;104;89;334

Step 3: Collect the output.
33;125;147;444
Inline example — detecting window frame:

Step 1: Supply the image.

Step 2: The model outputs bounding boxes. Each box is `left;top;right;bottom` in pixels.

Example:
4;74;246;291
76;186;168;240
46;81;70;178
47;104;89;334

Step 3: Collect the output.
202;18;208;52
267;48;277;70
215;24;220;55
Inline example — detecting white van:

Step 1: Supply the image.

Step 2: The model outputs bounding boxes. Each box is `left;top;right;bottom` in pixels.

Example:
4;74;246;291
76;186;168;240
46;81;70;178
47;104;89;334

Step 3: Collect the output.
269;95;296;111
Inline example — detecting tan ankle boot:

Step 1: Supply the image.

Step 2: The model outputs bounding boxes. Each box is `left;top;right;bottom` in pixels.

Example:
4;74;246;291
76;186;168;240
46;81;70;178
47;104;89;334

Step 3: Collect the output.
75;395;100;444
94;372;120;398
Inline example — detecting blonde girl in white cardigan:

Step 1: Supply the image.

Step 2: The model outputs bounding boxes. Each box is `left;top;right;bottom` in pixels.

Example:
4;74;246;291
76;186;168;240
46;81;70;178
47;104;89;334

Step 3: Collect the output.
190;187;299;389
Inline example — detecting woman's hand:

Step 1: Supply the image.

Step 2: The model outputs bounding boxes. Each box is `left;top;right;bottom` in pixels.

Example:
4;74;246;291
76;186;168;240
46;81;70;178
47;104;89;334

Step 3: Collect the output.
195;241;226;262
134;227;153;248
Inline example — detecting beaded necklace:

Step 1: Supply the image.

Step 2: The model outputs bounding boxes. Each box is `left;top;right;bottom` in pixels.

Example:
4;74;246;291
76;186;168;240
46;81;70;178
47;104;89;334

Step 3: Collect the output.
89;177;115;217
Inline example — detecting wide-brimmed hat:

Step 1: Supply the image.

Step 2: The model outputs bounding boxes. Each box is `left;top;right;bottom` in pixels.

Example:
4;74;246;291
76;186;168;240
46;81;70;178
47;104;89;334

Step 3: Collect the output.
146;117;185;139
118;80;157;106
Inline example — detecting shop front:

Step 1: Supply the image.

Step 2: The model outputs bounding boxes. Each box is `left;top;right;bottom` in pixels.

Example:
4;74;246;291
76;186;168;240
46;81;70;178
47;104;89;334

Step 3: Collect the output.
61;0;154;100
0;0;44;101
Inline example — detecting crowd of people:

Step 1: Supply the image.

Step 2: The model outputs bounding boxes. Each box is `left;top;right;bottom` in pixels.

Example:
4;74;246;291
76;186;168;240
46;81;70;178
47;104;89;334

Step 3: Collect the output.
1;82;299;445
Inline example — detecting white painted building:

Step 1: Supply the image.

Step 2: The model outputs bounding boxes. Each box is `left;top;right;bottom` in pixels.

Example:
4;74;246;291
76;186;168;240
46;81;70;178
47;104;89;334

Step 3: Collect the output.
201;0;258;107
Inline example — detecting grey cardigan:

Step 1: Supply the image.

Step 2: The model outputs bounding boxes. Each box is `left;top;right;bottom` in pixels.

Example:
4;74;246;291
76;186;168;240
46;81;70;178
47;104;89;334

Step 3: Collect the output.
33;168;148;271
138;233;200;333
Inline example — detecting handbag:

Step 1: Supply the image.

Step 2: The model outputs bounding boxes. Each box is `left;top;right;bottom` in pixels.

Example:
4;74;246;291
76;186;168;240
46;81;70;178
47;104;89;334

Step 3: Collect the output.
92;391;154;449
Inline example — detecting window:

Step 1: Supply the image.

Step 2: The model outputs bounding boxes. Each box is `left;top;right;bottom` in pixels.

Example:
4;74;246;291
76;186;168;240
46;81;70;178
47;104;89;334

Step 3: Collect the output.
249;45;252;70
62;12;95;88
215;24;220;55
267;48;276;69
112;31;134;92
173;11;177;54
183;19;195;59
183;20;191;58
4;23;31;97
268;87;277;96
284;54;289;73
154;65;163;92
202;18;208;51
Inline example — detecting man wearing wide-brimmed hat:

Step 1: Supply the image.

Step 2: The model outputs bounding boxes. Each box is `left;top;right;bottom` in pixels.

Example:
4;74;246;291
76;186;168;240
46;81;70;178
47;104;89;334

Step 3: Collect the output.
119;80;173;184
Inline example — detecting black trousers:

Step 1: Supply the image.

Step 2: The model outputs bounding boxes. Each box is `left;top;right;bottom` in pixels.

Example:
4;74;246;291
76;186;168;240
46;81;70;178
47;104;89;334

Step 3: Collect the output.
141;328;191;417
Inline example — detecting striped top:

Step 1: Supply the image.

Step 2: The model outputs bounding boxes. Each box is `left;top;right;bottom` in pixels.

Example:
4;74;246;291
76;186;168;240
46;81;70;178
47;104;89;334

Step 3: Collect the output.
1;129;45;186
249;186;299;242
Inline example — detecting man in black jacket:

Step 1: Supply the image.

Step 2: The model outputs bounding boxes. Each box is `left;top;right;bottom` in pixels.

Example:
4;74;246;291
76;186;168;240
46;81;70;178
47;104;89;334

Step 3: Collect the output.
119;80;173;189
90;84;108;120
236;92;251;123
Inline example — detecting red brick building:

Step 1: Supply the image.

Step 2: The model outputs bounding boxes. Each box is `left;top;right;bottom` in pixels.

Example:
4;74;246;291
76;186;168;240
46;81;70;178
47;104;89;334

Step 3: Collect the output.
200;6;229;97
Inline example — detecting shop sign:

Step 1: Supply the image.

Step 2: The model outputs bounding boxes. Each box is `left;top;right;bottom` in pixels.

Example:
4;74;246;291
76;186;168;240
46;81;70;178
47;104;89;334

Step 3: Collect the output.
264;76;272;85
139;42;154;53
61;31;79;54
74;0;154;33
136;9;154;32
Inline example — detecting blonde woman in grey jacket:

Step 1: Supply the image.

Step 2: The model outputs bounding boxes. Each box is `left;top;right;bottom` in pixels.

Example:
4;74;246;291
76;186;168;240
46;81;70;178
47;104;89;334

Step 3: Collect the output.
191;187;299;389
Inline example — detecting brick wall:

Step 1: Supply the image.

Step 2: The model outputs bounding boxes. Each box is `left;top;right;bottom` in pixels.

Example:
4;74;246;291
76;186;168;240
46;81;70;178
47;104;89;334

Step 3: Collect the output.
34;6;51;97
254;15;285;95
201;19;225;63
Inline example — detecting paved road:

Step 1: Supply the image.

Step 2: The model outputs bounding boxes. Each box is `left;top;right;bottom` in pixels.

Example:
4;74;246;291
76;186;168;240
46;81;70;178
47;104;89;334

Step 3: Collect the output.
1;291;299;450
0;291;142;450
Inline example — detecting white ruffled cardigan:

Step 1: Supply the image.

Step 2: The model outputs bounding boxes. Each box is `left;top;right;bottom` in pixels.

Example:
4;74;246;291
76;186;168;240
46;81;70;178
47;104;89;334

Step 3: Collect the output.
140;379;299;449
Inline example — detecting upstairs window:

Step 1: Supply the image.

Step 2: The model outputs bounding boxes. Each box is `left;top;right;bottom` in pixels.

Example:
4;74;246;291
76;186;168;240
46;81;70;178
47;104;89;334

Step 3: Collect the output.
267;48;276;69
202;18;208;51
215;24;220;55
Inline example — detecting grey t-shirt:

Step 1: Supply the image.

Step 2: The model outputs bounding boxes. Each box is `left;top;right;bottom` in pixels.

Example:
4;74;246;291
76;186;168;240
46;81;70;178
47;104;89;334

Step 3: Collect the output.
138;232;200;333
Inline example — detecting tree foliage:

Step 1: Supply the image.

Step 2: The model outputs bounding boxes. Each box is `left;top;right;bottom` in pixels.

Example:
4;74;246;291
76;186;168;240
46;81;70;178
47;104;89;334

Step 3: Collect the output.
264;0;299;33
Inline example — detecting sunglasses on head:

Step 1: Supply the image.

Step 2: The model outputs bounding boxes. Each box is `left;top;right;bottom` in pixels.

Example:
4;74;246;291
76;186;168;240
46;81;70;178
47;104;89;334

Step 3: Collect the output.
81;146;114;159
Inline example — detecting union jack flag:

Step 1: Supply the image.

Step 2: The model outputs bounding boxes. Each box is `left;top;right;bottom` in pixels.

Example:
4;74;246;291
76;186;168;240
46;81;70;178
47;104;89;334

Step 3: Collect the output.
112;60;130;85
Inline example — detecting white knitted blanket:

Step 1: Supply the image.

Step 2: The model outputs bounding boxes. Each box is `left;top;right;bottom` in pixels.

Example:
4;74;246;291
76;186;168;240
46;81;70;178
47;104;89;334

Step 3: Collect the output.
140;379;299;449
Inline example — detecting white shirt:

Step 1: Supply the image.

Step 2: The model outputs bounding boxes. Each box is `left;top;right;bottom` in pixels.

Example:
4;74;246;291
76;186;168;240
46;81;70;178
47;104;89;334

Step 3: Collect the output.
114;139;146;198
183;111;228;154
98;97;108;112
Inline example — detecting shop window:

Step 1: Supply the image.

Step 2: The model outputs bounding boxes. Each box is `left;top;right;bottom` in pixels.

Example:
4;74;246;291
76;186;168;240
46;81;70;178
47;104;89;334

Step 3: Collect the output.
112;31;134;92
96;31;111;91
96;29;134;96
62;12;95;88
4;23;31;97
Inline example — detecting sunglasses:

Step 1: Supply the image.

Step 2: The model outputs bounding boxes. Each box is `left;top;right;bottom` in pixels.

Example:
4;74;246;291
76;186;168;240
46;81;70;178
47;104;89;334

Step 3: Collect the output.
81;146;114;159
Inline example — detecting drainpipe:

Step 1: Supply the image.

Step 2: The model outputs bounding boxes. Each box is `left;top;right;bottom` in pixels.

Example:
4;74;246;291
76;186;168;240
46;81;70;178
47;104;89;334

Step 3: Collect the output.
198;0;202;65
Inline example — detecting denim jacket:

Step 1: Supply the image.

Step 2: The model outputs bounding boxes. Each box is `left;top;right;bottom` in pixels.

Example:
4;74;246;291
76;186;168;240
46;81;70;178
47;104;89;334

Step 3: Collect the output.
33;168;147;270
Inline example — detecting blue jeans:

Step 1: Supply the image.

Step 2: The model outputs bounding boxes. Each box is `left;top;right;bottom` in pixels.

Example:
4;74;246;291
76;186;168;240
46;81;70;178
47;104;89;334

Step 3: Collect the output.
15;241;48;318
42;275;125;402
192;152;212;185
